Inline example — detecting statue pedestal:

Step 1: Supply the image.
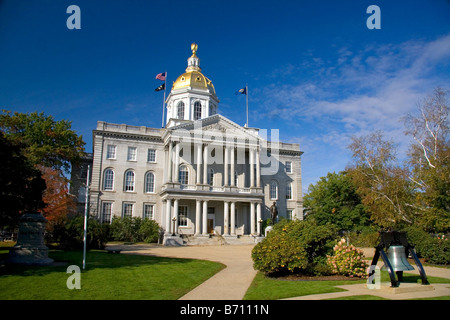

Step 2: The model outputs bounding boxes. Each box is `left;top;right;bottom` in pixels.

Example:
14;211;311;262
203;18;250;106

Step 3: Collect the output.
7;212;54;266
163;234;184;246
265;226;273;237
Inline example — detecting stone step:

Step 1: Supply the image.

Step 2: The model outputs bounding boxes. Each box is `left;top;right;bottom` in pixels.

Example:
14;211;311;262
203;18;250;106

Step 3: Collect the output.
182;234;262;246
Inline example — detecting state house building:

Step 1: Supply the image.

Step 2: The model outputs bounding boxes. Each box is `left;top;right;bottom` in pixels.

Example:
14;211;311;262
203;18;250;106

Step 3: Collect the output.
75;44;304;243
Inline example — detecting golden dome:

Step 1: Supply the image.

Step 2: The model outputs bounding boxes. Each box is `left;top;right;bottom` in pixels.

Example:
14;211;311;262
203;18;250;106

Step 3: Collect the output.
172;71;215;93
172;43;216;95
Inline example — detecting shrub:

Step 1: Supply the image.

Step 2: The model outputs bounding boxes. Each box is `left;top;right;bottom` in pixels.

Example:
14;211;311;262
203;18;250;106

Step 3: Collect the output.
252;219;337;276
110;216;161;243
403;226;449;265
110;216;140;242
420;235;449;265
327;238;368;278
347;227;380;247
252;227;308;275
138;219;161;243
48;215;109;250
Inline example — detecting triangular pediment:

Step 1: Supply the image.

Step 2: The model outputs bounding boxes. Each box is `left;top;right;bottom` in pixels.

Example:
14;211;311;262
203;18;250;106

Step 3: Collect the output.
165;114;260;142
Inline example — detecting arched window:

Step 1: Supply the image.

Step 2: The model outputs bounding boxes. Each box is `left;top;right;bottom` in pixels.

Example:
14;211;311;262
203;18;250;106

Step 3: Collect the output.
179;165;189;185
270;181;278;200
103;168;114;190
144;172;155;193
194;101;202;120
124;170;135;192
177;101;185;119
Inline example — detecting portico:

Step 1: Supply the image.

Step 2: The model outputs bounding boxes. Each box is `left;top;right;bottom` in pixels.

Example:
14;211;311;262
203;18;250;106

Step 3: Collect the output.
161;189;264;237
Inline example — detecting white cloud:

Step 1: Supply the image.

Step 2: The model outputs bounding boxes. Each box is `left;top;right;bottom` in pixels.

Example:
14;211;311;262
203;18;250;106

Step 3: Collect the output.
258;34;450;189
261;34;450;140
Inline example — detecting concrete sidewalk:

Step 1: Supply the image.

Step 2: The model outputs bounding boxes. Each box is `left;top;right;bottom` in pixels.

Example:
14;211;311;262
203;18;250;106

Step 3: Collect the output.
108;244;450;300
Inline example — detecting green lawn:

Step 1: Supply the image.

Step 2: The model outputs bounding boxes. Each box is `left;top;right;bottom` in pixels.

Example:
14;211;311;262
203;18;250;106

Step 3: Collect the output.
244;272;366;300
0;250;225;300
244;271;450;300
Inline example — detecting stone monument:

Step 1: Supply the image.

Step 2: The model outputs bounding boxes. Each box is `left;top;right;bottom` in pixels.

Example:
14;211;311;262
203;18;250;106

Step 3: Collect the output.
7;212;54;266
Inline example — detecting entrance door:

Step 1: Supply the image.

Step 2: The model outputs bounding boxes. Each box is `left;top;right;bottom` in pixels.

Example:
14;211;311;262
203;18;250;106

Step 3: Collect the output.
207;219;214;234
207;207;215;234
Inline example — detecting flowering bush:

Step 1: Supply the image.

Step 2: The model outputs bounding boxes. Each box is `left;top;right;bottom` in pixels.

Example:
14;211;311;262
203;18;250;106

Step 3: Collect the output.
327;238;368;278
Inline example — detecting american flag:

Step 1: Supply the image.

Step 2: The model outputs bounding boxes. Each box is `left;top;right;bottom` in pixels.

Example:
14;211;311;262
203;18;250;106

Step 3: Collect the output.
155;72;166;81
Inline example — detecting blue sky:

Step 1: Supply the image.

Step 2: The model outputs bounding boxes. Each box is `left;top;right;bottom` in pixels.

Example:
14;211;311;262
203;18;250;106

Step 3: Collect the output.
1;0;449;193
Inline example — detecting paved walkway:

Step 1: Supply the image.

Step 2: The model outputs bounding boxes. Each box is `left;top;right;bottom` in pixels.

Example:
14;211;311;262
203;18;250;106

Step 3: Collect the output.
107;244;450;300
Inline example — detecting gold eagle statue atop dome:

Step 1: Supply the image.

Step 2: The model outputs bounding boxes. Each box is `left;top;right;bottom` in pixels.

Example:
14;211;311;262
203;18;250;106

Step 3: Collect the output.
191;43;198;57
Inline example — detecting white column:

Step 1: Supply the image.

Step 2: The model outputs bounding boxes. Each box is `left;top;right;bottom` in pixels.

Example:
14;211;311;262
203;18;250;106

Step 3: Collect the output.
224;147;229;186
195;200;201;235
203;145;208;185
230;147;235;187
256;202;262;236
165;199;172;233
168;142;173;182
174;142;180;183
230;202;236;235
202;200;208;235
164;147;168;183
250;148;255;188
196;143;202;184
250;202;255;235
256;148;261;188
223;201;229;235
173;199;179;234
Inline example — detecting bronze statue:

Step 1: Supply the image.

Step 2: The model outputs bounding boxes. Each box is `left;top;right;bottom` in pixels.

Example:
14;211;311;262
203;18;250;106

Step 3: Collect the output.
270;202;278;225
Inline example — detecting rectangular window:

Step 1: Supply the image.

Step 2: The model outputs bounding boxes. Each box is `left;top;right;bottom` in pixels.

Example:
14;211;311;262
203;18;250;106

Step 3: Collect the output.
285;161;292;173
178;206;188;227
147;149;156;162
286;183;293;200
287;209;294;220
127;147;137;161
102;202;113;223
270;182;278;200
106;145;116;159
122;203;134;217
143;204;154;220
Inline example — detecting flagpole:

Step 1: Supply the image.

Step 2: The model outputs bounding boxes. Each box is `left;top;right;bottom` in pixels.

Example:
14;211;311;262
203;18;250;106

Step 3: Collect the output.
246;83;249;128
161;72;167;128
82;164;90;270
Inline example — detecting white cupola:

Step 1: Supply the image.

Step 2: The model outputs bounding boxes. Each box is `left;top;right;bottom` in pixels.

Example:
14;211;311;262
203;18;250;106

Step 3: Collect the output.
165;43;219;128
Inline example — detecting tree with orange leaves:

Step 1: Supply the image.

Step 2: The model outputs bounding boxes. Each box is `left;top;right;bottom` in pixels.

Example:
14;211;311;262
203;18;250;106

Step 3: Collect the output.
38;165;77;230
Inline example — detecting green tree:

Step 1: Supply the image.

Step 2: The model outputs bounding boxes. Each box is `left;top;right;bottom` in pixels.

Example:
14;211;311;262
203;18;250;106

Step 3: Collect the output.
0;132;46;228
402;87;450;232
346;131;415;228
303;171;370;231
0;110;86;229
0;110;85;174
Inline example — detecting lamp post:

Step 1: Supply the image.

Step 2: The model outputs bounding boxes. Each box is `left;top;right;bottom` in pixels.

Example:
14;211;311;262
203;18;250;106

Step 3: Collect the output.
172;217;177;236
258;218;263;237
